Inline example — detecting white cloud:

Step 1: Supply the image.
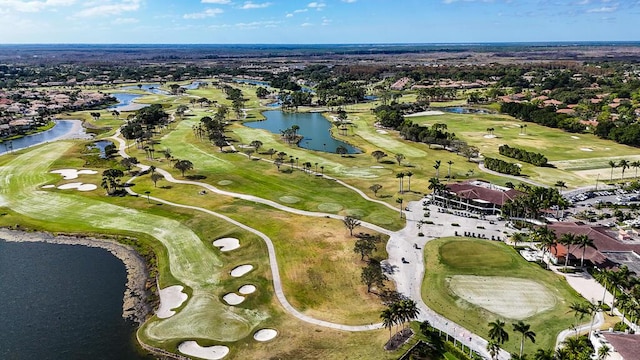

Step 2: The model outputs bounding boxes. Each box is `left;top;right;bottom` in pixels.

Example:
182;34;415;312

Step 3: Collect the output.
285;13;293;17
235;20;280;29
112;17;138;24
73;0;142;17
294;8;307;13
239;1;271;9
308;2;325;9
341;0;356;2
301;22;312;26
0;0;77;13
183;8;223;19
587;5;618;13
201;0;230;3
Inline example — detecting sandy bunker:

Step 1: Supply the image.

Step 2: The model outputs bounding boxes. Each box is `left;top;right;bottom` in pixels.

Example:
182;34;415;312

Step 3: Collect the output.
448;275;556;320
178;341;229;360
157;285;188;319
230;264;253;277
213;238;240;252
254;328;278;342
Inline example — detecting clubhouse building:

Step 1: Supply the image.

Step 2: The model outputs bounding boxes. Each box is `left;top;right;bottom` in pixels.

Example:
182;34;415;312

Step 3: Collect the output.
432;180;523;215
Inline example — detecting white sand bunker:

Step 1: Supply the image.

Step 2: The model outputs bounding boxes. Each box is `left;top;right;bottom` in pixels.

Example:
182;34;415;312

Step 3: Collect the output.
239;284;256;295
370;165;385;169
42;185;55;189
580;148;594;152
178;341;229;360
483;134;497;139
318;203;343;212
230;264;253;277
279;196;300;204
157;285;188;319
223;293;245;305
448;275;556;320
571;136;580;139
254;329;278;342
376;130;388;134
213;238;240;252
218;180;233;186
57;182;98;191
51;169;98;180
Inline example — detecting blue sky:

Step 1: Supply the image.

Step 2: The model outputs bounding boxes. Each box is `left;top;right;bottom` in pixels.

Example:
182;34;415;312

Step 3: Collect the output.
0;0;638;44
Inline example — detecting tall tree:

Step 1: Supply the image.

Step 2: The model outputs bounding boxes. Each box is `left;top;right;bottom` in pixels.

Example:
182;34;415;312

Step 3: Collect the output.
369;184;383;197
361;259;387;293
395;153;405;166
619;159;630;179
512;321;536;357
371;150;387;162
434;160;441;179
559;233;576;268
609;160;617;182
447;160;454;180
343;216;361;236
488;319;509;345
405;171;414;192
575;234;596;268
396;172;405;193
174;159;194;177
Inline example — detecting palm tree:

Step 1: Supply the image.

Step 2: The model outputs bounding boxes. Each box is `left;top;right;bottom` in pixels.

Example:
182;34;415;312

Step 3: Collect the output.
532;226;557;267
434;160;441;179
174;159;194;177
405;171;413;192
447;160;454;180
395;153;405;166
396;172;405;193
575;234;596;268
609;160;617;182
512;321;536;357
397;299;420;329
534;348;554;360
554;181;567;194
619;159;630;180
396;197;404;219
632;161;640;178
487;340;501;360
568;302;589;337
380;308;395;340
488;319;509;345
597;344;611;360
559;233;576;268
511;232;526;247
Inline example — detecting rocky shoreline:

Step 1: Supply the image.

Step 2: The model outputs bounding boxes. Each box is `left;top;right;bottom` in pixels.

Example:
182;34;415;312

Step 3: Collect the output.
0;228;151;325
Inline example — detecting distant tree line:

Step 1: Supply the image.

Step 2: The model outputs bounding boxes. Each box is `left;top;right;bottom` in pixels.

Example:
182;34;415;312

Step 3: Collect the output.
595;119;640;147
500;102;586;133
484;157;521;176
498;144;548;167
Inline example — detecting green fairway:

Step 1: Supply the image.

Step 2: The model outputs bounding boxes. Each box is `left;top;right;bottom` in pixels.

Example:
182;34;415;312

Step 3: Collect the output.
0;142;270;344
422;238;585;355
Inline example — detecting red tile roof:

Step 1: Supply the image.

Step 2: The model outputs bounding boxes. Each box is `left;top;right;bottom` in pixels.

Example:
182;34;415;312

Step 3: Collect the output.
446;182;523;207
602;332;640;360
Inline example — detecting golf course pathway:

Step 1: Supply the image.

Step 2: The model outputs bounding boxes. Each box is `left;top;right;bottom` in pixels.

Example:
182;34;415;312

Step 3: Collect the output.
112;131;385;332
110;130;519;359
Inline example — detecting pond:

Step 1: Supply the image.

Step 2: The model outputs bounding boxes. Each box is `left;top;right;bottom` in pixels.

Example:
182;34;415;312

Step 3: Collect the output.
108;93;147;111
441;107;491;114
244;111;360;154
121;83;168;95
233;79;270;87
0;120;86;155
88;140;114;159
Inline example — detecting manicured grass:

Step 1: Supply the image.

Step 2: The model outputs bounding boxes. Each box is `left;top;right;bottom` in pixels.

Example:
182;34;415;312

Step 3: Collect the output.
147;118;404;230
422;238;586;356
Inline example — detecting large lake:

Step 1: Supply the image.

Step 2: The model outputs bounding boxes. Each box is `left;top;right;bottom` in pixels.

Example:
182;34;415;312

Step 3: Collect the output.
245;110;360;154
0;120;82;155
0;240;149;360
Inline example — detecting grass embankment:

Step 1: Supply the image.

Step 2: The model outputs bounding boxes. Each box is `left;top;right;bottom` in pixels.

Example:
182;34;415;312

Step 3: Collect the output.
422;238;585;355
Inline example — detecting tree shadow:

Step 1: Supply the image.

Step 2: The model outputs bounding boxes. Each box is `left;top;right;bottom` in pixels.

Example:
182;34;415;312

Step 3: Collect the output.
186;174;207;180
